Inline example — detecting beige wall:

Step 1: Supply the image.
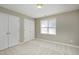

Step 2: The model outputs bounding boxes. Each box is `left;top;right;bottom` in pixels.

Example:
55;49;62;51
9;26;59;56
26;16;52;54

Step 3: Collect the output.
35;10;79;46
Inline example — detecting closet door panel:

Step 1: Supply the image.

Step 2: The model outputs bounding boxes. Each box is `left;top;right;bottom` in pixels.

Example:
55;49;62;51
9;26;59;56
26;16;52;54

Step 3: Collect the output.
0;12;8;50
9;15;20;47
29;19;35;40
24;19;30;42
24;19;35;42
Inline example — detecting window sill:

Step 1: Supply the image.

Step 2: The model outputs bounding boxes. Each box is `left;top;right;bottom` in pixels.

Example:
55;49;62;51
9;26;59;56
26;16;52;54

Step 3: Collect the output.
40;33;56;36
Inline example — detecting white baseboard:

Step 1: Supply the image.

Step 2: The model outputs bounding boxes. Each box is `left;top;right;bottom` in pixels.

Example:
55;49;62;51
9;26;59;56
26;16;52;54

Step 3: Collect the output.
19;39;34;45
0;39;35;51
35;38;79;49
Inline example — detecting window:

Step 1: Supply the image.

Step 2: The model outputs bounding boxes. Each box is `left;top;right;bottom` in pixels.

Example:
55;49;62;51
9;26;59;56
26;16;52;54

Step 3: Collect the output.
40;18;56;35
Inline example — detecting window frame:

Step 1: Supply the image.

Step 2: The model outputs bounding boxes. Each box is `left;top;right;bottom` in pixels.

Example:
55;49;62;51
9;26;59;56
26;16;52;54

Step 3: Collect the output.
40;19;56;35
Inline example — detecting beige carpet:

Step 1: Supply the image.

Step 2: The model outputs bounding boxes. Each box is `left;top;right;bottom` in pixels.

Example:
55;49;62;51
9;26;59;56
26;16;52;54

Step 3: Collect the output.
0;39;79;55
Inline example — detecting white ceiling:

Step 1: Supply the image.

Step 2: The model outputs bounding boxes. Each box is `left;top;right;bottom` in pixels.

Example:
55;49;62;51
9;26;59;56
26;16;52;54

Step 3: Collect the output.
0;4;79;18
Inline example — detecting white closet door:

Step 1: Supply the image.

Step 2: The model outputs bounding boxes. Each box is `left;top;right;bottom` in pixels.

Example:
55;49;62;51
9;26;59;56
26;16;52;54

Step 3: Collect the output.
24;19;35;42
24;19;30;42
29;19;35;40
9;15;20;47
0;12;8;50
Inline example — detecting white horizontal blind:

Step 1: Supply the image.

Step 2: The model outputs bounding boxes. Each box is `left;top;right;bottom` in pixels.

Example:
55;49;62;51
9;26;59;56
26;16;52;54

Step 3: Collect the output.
40;18;56;35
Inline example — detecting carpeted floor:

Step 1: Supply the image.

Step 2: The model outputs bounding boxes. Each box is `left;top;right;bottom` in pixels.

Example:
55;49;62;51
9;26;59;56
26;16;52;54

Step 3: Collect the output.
0;39;79;55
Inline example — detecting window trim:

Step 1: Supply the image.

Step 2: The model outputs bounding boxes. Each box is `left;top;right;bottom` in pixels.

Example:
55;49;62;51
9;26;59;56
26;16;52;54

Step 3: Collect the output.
40;19;56;35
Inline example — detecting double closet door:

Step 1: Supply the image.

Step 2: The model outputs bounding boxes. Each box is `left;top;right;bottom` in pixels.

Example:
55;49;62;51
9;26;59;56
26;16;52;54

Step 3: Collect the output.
24;19;35;42
0;12;20;50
